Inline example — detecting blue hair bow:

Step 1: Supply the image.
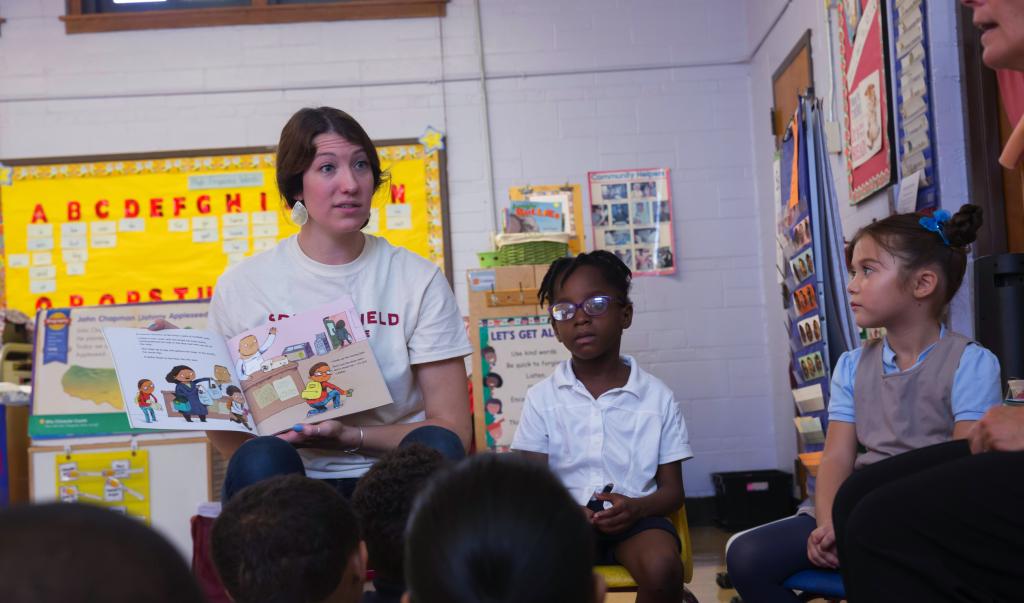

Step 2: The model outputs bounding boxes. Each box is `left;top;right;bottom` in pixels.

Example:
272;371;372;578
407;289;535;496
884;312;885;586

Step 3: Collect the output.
919;209;951;246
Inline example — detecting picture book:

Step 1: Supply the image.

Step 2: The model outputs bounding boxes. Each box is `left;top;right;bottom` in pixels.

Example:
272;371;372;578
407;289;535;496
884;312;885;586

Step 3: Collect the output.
506;200;565;233
103;297;393;435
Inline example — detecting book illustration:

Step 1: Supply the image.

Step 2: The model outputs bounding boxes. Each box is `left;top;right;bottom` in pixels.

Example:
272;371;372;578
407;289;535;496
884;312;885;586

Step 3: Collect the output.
104;296;394;436
300;361;354;416
237;328;277;381
225;385;252;430
134;379;161;424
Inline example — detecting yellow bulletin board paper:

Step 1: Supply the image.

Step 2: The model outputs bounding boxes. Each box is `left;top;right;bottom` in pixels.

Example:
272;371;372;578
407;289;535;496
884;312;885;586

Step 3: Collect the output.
0;141;450;315
55;448;151;524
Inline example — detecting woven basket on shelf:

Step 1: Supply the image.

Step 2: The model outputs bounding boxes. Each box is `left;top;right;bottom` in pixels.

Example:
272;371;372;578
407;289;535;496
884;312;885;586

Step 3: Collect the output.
493;233;570;266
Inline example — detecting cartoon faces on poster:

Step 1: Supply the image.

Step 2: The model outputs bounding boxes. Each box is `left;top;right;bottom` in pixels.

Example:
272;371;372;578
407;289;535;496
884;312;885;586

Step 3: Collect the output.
484;397;504;448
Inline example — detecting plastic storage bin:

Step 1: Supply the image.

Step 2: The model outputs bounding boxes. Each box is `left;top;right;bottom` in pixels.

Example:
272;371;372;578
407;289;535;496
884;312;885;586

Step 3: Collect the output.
712;469;795;531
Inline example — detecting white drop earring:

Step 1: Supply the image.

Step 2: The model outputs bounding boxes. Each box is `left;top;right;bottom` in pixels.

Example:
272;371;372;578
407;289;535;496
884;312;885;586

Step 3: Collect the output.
290;200;308;226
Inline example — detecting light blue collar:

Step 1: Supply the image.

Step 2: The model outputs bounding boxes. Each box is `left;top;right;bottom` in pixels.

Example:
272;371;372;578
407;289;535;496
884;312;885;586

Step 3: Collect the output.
881;324;947;372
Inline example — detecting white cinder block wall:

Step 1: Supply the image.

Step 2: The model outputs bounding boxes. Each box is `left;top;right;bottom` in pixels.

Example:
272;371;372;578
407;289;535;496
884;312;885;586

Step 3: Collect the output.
0;0;847;496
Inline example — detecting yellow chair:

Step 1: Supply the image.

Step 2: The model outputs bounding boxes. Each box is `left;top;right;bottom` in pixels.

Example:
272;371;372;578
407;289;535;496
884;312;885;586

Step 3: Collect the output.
594;506;694;589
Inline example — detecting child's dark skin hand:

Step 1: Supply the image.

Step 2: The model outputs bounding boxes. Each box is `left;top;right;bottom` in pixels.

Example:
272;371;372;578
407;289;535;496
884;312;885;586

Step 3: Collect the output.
593;492;639;534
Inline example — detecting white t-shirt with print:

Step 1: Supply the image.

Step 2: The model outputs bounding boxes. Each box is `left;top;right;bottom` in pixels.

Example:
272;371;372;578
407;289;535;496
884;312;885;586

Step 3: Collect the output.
207;234;471;479
511;356;693;505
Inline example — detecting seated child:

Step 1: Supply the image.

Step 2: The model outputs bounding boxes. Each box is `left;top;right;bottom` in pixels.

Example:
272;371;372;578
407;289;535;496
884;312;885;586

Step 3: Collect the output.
212;474;366;603
404;453;606;603
511;250;693;603
351;444;446;603
726;205;1002;602
0;502;205;603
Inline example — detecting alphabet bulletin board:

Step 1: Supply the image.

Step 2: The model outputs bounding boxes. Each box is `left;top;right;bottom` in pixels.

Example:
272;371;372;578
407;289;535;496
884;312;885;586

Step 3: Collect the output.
0;140;449;315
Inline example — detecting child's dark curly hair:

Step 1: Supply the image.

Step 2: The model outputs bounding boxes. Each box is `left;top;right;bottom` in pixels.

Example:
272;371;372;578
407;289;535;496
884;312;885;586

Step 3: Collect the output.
212;474;359;603
350;444;446;582
846;204;983;317
537;250;632;307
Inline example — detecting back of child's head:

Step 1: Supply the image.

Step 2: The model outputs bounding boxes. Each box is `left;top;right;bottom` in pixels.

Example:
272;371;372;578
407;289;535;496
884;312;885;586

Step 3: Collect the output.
846;204;983;314
538;250;632;307
405;453;598;603
350;444;446;584
212;474;362;603
0;502;204;603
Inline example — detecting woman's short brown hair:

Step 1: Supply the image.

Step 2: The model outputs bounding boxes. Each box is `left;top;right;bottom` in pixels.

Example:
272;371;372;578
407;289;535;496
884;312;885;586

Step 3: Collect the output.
276;107;384;208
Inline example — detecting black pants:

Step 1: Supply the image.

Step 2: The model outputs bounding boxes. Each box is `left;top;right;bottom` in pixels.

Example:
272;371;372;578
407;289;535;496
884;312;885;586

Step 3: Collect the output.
725;514;817;603
833;440;1024;602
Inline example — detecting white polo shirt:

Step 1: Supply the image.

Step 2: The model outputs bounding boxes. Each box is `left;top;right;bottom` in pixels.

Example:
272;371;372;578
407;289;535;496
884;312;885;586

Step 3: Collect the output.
511;356;693;505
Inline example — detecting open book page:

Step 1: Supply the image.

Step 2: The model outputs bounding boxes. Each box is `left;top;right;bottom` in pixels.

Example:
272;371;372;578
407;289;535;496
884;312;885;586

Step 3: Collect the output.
226;296;394;435
103;328;253;433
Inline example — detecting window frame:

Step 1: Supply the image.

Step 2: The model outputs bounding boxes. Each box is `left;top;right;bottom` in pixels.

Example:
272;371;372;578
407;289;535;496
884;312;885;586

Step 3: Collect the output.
61;0;448;34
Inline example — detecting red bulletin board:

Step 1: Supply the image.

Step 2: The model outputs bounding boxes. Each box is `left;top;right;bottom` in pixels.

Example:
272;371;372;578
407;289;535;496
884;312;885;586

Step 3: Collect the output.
839;0;896;204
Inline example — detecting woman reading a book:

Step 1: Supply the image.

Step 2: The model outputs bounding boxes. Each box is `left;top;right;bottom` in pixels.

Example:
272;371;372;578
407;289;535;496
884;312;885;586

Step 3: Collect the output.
185;107;472;498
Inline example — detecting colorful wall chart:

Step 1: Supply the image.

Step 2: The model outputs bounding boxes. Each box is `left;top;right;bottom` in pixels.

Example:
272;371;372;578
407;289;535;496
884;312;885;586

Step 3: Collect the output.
587;168;676;276
0;141;448;316
31;301;210;439
478;315;569;452
56;449;151;524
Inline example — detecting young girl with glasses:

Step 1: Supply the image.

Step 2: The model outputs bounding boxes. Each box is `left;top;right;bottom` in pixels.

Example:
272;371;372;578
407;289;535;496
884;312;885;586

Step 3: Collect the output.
512;250;693;603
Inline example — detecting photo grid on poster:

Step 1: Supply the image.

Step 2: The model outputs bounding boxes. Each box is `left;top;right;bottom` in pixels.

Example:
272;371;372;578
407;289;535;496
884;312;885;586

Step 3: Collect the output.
588;169;675;275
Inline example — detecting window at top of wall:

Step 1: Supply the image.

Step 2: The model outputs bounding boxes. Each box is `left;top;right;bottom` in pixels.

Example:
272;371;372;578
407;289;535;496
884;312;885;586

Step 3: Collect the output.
64;0;448;34
83;0;250;13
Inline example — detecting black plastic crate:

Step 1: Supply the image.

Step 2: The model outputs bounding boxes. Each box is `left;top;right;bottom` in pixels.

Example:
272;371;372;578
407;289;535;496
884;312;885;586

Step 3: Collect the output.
712;469;795;531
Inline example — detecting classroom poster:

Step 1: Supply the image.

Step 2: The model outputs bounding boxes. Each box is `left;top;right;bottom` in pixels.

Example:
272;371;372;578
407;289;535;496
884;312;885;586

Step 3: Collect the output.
56;449;151;524
587;168;676;276
30;301;209;438
478;316;569;452
0;142;448;316
507;184;586;255
838;0;896;203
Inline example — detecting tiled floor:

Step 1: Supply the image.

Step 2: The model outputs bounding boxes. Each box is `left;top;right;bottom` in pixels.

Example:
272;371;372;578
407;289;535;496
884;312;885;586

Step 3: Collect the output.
605;526;738;603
